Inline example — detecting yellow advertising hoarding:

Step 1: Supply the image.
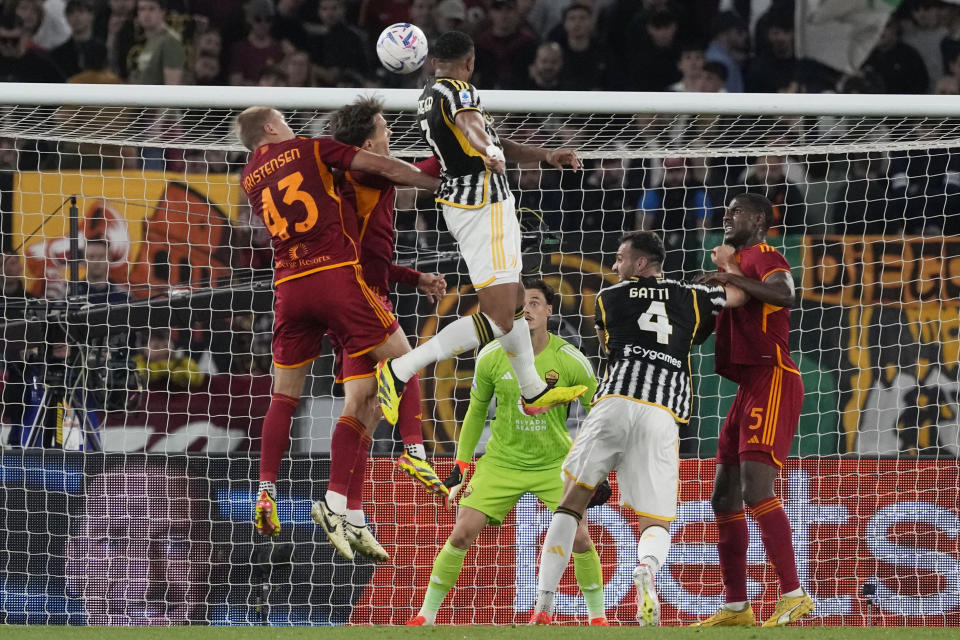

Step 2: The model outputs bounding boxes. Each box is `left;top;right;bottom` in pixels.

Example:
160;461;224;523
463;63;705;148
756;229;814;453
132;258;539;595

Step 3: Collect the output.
13;170;246;297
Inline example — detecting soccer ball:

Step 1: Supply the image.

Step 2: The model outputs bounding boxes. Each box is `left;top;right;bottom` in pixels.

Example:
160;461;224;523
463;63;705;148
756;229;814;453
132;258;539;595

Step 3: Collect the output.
376;23;428;75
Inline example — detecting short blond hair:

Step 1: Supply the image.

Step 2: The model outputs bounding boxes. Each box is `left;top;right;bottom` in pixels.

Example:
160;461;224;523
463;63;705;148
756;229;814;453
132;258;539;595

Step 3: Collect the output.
235;106;276;151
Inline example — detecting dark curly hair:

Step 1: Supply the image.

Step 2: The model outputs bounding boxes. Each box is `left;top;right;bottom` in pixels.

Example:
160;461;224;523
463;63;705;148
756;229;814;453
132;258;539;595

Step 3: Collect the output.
329;95;384;147
432;30;474;61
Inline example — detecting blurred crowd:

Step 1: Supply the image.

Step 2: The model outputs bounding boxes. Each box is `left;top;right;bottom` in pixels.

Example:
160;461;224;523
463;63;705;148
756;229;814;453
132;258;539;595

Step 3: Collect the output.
2;0;959;94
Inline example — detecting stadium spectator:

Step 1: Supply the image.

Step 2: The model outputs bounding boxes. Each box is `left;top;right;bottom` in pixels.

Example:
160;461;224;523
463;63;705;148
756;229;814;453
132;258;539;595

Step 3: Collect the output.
190;51;222;84
705;10;747;93
513;40;563;90
257;63;287;86
886;143;960;234
50;0;107;79
746;7;795;93
741;155;807;235
307;0;371;87
408;0;439;39
474;0;539;89
935;73;960;93
434;0;468;34
902;0;947;92
282;48;314;87
133;328;206;390
228;0;284;86
700;60;728;92
636;157;712;278
669;41;705;92
271;0;311;54
549;2;608;91
829;154;893;235
622;9;681;91
193;26;222;59
101;0;137;79
14;0;71;51
130;0;185;85
65;459;212;625
862;20;929;94
0;13;66;82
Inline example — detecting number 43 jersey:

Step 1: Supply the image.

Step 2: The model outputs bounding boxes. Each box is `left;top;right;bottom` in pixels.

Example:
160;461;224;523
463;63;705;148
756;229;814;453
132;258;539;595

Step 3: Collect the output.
594;276;727;423
241;136;361;286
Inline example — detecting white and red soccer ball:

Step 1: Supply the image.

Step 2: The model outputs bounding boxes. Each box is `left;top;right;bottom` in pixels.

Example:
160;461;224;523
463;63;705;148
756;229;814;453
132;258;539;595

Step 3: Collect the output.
376;23;428;75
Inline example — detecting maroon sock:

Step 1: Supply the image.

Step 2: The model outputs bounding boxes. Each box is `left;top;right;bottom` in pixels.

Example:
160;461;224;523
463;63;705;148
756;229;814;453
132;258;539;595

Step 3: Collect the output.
346;434;372;511
259;393;300;483
328;416;366;496
395;373;424;447
716;509;750;603
750;497;801;594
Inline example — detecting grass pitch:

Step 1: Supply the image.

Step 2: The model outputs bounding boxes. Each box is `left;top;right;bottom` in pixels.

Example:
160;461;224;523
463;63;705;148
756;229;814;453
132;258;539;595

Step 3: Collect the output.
0;627;955;640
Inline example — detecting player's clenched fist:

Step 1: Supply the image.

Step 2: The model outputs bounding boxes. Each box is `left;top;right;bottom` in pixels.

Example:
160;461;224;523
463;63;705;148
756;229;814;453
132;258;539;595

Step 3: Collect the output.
417;272;448;304
545;148;582;171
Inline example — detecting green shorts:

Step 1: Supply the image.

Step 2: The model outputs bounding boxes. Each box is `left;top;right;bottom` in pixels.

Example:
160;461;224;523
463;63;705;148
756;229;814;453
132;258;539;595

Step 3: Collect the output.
458;457;564;525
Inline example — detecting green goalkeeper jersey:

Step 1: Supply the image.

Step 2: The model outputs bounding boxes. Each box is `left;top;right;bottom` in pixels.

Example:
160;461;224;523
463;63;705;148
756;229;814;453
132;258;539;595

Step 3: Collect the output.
456;333;598;470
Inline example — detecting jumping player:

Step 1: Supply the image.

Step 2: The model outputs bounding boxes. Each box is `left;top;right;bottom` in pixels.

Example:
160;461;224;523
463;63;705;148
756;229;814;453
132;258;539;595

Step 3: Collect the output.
692;193;814;627
531;231;747;626
407;279;606;626
324;97;449;546
237;106;439;562
376;30;587;426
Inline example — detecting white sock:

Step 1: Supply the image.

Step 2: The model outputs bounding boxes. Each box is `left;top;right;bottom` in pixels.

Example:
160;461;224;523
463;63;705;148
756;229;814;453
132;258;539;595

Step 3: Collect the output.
496;316;547;399
405;443;426;460
726;601;749;611
417;607;436;625
324;490;347;515
391;314;502;382
783;588;804;598
636;525;671;575
532;590;555;616
536;512;579;596
258;481;276;500
346;509;366;527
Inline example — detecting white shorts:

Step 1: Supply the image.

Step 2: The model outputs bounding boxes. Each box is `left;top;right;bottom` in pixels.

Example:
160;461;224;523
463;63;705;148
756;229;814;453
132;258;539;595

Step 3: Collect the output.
442;197;521;289
563;396;679;522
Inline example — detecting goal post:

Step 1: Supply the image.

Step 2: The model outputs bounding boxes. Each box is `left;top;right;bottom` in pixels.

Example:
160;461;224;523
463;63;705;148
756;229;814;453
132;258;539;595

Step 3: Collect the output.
0;83;958;626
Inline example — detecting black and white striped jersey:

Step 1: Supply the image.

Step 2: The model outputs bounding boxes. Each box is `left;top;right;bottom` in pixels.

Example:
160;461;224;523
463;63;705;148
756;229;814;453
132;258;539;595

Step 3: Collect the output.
417;77;512;208
594;276;727;423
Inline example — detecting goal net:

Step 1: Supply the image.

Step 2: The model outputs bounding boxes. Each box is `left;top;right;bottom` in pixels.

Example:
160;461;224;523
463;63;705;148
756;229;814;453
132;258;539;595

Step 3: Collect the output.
0;85;958;627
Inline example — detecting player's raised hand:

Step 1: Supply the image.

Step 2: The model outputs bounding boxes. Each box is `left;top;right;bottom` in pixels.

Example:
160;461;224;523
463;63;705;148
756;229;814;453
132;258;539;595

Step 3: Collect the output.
443;460;469;510
417;272;447;304
711;244;737;270
545;148;582;171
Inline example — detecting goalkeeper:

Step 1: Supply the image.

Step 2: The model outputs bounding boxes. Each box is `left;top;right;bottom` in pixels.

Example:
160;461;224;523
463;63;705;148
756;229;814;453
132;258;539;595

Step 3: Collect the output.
408;278;607;626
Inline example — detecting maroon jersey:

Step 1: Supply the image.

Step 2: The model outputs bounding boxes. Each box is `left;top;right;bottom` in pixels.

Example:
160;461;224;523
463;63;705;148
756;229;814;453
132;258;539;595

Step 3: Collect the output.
241;137;359;285
339;156;441;296
715;242;797;382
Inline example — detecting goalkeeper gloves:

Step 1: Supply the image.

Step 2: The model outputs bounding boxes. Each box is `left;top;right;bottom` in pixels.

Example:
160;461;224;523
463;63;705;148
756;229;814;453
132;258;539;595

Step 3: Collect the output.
588;479;612;508
443;460;470;510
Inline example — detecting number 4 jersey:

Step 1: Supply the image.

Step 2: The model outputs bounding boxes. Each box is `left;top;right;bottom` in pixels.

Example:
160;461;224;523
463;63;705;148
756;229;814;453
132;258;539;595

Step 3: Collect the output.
241;137;360;286
594;276;727;422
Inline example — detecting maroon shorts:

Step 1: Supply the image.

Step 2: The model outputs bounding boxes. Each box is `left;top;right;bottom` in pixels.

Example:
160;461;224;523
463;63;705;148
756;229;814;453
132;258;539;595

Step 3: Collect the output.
716;363;804;468
332;295;395;383
272;264;399;369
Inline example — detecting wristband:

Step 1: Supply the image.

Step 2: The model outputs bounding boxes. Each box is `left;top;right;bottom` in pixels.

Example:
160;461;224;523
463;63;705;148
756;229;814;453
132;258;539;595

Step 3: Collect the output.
485;144;504;162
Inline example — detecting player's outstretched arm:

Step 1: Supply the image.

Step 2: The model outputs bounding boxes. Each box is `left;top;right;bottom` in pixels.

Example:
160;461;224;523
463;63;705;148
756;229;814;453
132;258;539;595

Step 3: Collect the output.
350;149;441;192
501;138;582;171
